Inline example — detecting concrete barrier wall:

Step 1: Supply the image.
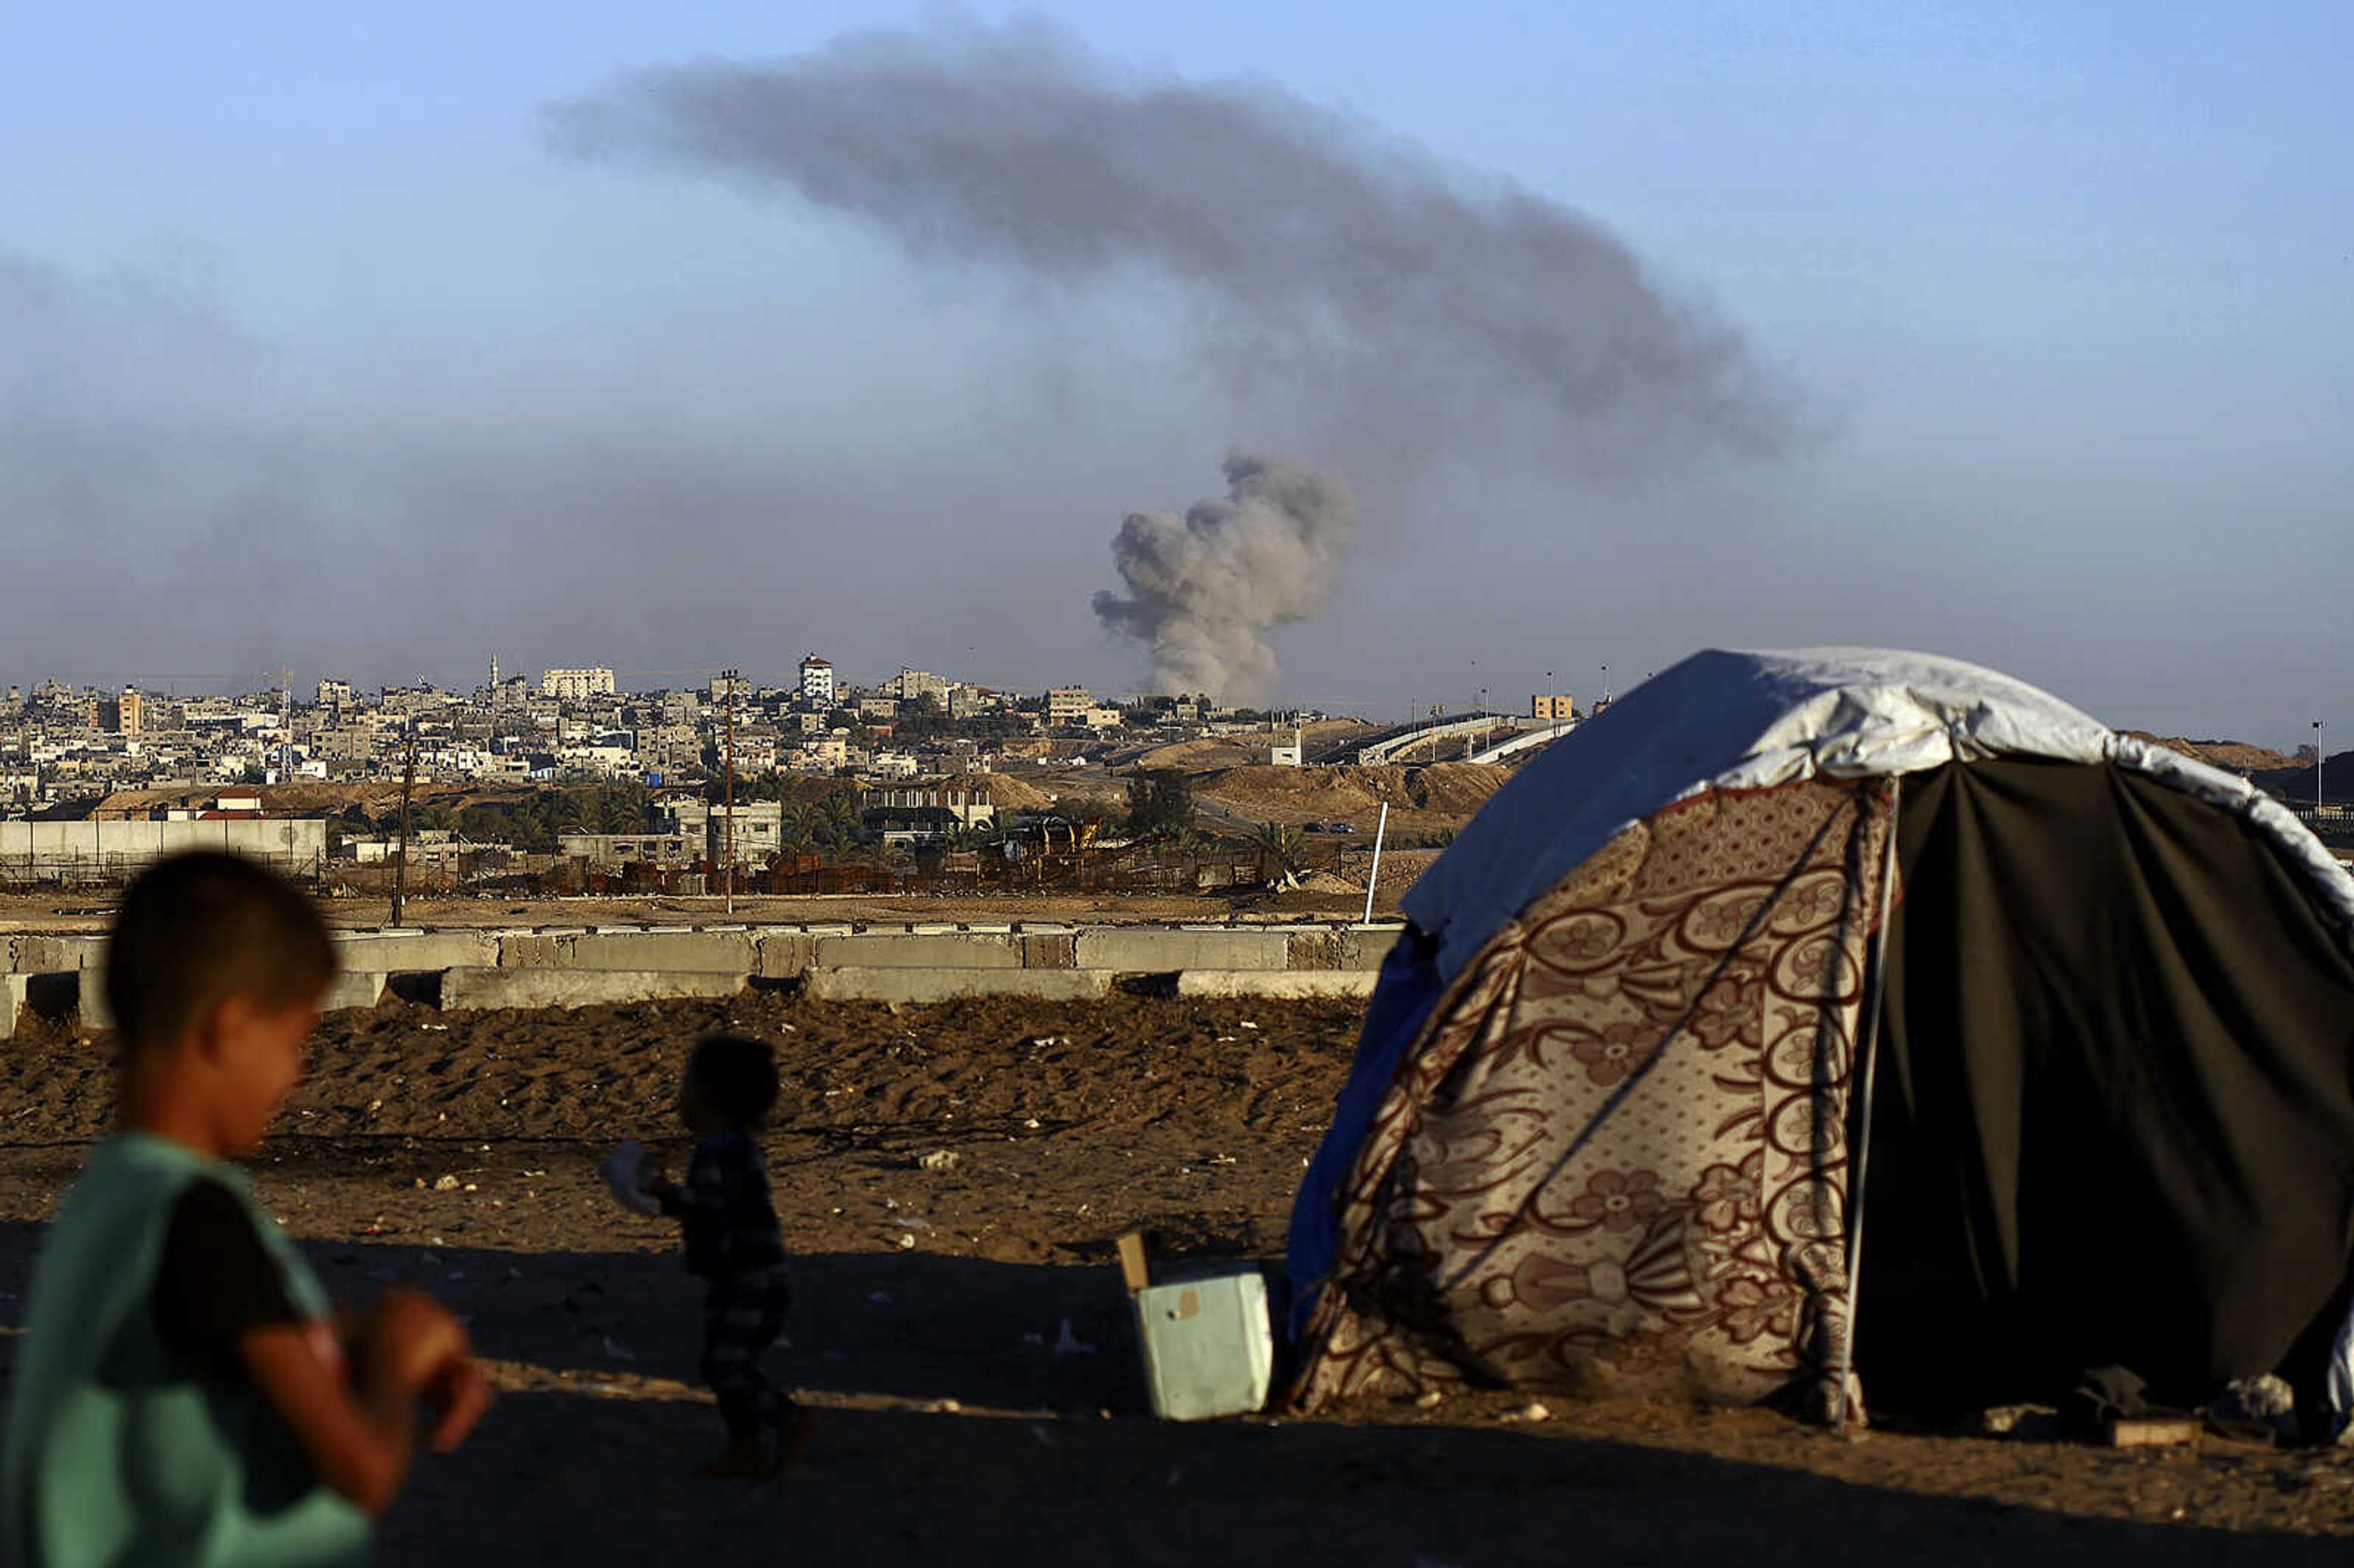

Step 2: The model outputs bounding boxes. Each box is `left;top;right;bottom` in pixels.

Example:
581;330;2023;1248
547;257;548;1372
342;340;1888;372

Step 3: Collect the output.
336;931;502;973
4;921;1402;1027
804;967;1112;1004
0;818;327;880
6;936;107;972
441;967;749;1011
1175;970;1382;1000
1073;929;1293;972
812;933;1025;970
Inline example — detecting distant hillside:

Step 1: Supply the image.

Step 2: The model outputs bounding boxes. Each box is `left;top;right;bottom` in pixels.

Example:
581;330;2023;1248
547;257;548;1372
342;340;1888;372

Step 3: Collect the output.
1193;762;1510;834
2247;752;2354;806
2114;734;2354;805
2124;734;2300;774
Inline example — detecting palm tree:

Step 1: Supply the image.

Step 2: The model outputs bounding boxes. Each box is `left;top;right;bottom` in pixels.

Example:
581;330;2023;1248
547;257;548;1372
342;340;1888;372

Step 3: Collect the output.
1255;822;1305;881
774;798;819;849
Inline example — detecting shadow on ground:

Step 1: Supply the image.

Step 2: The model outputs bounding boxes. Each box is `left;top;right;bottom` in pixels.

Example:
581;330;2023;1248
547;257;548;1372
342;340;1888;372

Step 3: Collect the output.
4;1227;2348;1567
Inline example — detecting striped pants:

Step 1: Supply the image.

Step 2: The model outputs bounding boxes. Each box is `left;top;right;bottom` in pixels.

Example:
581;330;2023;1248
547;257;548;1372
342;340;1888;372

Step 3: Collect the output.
701;1264;795;1442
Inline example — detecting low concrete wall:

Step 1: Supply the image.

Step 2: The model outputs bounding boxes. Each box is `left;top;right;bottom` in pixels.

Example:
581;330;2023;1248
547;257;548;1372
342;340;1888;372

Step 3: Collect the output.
812;933;1025;970
2;921;1405;1025
1284;929;1398;971
324;972;389;1013
802;967;1112;1004
1174;970;1382;1000
756;932;815;979
337;931;501;973
9;935;107;973
79;970;113;1033
441;967;748;1012
555;931;760;973
1073;929;1292;973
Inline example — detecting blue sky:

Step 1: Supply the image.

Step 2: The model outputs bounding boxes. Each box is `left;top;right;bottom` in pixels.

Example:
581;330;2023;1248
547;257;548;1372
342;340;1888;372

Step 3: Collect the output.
1;2;2346;744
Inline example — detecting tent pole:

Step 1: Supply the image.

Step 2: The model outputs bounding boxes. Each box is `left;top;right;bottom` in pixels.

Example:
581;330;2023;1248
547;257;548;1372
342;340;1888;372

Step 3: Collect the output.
1360;802;1389;927
1835;777;1903;1434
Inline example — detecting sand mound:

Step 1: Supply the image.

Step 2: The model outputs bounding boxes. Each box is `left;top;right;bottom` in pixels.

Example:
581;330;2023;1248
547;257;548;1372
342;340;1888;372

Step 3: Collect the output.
1194;763;1509;828
923;773;1054;811
2134;736;2301;773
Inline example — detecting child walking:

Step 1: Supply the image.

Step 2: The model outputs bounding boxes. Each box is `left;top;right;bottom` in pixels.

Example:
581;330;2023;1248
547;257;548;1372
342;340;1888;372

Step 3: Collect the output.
650;1032;811;1477
1;852;490;1568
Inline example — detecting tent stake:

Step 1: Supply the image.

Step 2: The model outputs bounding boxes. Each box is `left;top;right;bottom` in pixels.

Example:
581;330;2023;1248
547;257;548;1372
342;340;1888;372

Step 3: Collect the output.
1836;778;1903;1434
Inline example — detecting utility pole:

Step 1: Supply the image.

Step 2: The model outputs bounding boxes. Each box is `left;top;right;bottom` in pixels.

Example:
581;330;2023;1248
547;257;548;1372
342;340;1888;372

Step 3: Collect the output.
722;668;739;916
392;720;416;926
2318;720;2328;815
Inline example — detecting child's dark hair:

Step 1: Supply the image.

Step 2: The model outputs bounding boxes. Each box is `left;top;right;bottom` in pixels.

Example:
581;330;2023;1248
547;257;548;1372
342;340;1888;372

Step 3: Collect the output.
687;1032;780;1125
105;852;338;1052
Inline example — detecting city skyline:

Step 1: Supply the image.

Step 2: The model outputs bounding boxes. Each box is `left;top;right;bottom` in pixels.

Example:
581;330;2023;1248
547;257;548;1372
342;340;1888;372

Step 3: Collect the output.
1;651;2339;755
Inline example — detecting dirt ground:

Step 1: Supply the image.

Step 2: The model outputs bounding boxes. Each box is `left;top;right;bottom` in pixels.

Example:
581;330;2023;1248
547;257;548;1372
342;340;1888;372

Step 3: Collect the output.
5;992;2354;1566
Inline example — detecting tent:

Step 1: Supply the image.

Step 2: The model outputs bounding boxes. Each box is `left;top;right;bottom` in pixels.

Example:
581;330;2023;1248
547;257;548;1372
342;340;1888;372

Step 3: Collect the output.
1286;648;2354;1423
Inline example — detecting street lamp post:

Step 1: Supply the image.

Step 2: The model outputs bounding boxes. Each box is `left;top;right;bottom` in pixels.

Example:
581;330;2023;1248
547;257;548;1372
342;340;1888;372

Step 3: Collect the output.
723;668;740;916
2317;720;2327;815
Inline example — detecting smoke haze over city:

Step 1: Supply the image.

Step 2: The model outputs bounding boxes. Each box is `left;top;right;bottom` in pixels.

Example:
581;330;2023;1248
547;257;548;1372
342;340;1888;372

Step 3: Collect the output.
0;4;2346;745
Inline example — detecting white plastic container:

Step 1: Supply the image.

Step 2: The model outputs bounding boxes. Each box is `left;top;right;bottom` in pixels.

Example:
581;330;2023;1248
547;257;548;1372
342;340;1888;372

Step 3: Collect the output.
1132;1265;1274;1422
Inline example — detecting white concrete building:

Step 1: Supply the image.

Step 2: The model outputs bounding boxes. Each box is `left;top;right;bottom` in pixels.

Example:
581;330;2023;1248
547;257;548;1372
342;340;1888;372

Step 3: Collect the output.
799;655;836;706
894;668;949;703
541;667;617;701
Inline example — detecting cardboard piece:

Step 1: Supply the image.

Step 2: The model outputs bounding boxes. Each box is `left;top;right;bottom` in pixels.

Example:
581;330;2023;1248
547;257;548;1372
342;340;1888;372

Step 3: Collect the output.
1117;1231;1151;1295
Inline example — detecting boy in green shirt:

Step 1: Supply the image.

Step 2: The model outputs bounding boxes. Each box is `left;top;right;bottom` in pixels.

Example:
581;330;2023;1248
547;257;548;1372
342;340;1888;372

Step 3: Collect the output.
1;851;491;1567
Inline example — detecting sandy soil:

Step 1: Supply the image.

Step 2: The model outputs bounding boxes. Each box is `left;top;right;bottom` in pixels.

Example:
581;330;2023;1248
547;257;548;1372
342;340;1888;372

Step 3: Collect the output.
1193;763;1507;837
5;994;2353;1566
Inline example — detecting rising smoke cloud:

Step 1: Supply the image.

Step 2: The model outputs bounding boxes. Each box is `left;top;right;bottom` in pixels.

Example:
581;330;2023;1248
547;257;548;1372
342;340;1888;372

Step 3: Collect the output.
546;18;1804;703
1092;456;1353;707
543;17;1797;474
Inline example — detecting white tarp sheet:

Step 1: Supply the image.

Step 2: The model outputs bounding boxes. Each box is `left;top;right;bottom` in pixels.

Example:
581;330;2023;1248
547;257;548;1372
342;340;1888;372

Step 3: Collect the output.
1404;646;2354;987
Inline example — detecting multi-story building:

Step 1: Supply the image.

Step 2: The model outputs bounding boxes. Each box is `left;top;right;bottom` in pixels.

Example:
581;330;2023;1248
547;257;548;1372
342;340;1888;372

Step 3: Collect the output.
1532;693;1576;722
541;667;617;701
894;668;948;704
316;679;356;712
1046;687;1092;727
97;690;143;736
948;686;1002;720
798;736;850;771
799;655;835;706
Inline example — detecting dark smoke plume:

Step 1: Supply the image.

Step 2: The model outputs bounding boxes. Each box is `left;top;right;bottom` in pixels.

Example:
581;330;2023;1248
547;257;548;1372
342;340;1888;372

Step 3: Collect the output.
544;17;1796;472
1092;456;1353;706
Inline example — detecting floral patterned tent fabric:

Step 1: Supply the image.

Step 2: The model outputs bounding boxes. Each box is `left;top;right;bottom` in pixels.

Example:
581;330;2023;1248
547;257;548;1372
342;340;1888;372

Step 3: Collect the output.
1292;778;1895;1415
